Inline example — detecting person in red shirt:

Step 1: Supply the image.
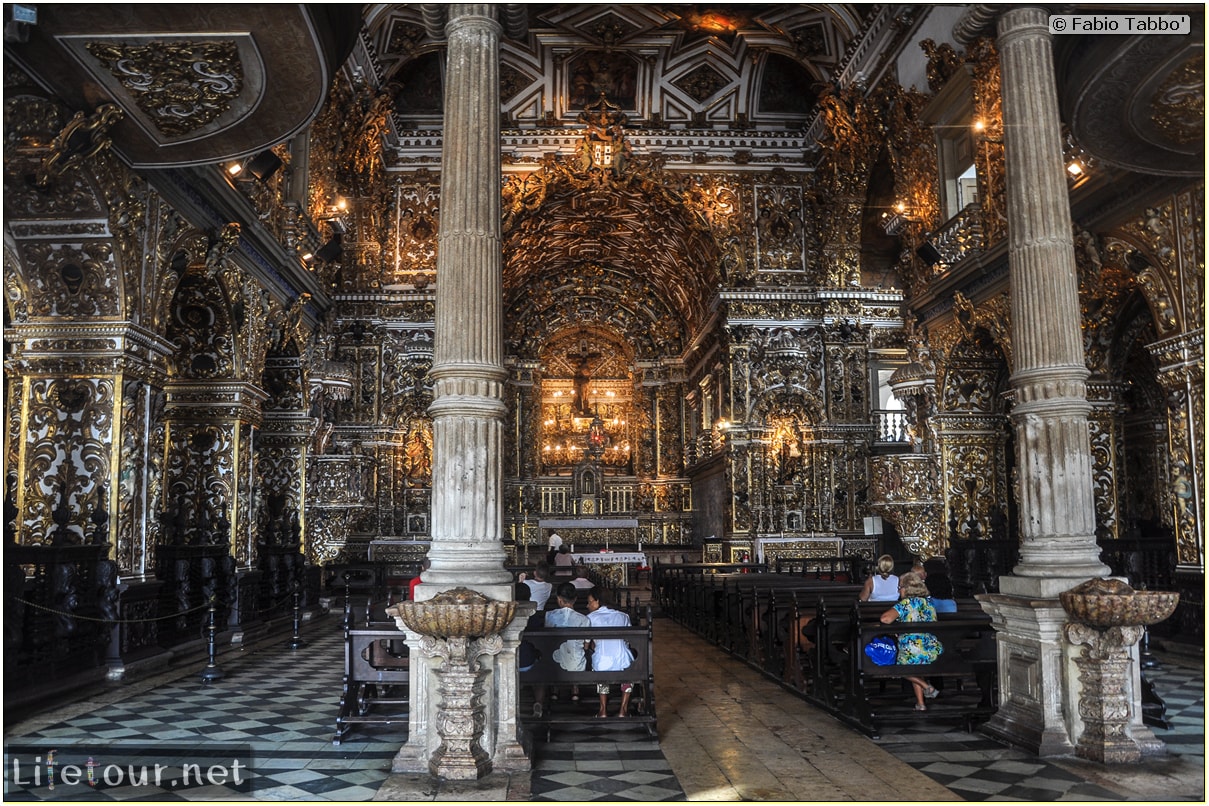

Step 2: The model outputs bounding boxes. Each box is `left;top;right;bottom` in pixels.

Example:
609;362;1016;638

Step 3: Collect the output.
409;558;430;600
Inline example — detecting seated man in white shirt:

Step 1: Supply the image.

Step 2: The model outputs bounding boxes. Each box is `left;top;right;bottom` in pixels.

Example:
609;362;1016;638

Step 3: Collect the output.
586;586;635;718
519;563;553;610
570;564;594;590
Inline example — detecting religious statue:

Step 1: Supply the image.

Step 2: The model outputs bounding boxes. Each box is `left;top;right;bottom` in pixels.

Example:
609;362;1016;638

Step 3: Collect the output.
568;340;600;416
405;428;431;480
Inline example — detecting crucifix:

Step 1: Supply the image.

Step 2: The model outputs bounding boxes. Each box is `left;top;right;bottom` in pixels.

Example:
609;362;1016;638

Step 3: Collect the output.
568;338;601;416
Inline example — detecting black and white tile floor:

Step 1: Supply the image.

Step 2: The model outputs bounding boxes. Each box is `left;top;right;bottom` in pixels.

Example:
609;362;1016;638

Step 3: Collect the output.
3;616;1201;802
875;652;1204;801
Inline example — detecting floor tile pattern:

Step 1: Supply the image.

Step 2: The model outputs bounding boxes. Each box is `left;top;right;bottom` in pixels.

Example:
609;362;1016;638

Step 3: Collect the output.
528;722;685;802
4;627;398;801
3;611;1203;802
875;652;1204;801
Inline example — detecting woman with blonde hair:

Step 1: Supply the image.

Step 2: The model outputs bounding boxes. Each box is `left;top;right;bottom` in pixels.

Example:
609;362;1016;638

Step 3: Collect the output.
859;554;899;602
880;571;943;710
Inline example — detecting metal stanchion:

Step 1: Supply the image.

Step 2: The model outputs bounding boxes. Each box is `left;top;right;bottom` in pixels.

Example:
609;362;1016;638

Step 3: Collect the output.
288;578;306;649
1139;626;1159;669
199;597;225;683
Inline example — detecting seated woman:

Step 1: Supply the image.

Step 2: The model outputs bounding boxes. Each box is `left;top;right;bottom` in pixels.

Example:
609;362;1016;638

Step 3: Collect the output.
879;571;943;711
925;570;958;614
860;554;900;602
553;544;574;575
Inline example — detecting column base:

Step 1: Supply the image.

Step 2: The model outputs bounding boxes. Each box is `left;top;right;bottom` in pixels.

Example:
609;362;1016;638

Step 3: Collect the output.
981;700;1075;757
977;586;1084;757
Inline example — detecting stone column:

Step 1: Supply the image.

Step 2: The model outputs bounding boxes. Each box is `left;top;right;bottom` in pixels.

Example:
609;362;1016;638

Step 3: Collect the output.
393;4;527;777
420;3;511;598
997;6;1107;586
959;5;1110;757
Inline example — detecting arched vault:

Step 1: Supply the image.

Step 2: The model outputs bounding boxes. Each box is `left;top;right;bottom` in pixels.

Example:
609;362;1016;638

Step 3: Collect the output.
503;175;721;360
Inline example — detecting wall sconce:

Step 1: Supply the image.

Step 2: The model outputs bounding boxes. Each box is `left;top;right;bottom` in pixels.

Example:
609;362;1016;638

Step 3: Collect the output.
881;202;919;236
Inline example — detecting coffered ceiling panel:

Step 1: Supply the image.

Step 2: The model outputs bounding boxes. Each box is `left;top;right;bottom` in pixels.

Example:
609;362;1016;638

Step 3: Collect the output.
6;4;361;168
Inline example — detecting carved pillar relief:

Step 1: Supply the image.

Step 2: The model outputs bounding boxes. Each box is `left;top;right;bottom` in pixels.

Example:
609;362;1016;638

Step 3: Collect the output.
1086;383;1126;542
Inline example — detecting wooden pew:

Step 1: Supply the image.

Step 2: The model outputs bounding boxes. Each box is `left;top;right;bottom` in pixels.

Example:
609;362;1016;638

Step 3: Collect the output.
333;622;409;745
838;601;997;738
519;605;656;741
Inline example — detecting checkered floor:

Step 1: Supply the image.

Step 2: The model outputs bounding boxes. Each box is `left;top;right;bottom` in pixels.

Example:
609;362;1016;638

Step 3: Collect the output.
528;722;684;801
2;620;683;802
875;651;1205;801
2;616;1200;802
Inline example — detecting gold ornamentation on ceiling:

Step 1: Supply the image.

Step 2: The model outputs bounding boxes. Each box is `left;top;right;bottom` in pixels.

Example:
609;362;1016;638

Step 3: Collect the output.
85;41;241;138
386;21;429;59
1151;55;1204;146
920;39;964;95
35;103;123;189
674;65;729;103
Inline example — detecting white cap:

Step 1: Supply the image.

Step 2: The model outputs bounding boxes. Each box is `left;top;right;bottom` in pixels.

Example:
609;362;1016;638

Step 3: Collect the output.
548;532;563;548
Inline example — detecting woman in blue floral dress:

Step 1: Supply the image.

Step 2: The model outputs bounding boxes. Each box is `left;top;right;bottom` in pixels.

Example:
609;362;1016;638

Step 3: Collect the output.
880;571;943;710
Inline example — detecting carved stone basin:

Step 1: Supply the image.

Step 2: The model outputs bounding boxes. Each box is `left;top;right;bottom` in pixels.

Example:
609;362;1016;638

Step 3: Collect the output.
390;587;516;638
1059;577;1179;628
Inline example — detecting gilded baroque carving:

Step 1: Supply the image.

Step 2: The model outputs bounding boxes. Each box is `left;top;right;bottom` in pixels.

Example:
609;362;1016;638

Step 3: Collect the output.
920;38;964;94
951;291;1011;368
85;41;241;137
968;38;1006;245
19;377;114;545
1150;55;1204;146
20;241;121;318
34;103;123;188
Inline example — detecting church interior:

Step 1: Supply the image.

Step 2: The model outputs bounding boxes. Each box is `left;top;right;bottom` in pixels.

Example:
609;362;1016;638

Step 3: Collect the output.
2;3;1204;801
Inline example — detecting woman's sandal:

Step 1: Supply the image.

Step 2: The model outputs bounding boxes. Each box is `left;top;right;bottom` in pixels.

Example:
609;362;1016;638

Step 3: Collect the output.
925;686;939;699
914;703;927;711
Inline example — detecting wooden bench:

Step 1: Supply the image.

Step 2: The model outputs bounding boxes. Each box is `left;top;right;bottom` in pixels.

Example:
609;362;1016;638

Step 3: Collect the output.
519;605;656;741
333;623;409;745
839;604;997;738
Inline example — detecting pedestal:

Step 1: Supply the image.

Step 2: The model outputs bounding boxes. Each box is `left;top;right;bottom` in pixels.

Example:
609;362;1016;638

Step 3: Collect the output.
1064;623;1145;763
425;633;500;779
977;589;1077;756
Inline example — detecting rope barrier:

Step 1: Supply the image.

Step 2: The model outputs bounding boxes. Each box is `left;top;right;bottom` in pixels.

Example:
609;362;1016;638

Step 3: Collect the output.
11;585;302;625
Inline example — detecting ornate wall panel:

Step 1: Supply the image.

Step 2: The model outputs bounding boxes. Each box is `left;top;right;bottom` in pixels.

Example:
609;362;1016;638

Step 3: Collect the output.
1087;384;1126;542
16;376;115;546
936;416;1009;543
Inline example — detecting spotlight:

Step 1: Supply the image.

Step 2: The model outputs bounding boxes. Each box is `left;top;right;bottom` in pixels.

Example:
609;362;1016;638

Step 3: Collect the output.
315;233;342;263
244;150;282;182
916;241;943;266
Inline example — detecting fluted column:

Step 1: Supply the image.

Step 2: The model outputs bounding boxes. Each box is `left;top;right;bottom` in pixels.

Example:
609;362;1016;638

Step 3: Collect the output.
421;4;511;596
998;6;1109;590
392;5;529;779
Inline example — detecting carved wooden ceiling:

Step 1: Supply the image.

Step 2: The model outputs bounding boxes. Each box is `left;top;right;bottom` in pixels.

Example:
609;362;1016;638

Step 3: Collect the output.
368;4;870;129
1057;17;1205;177
5;5;361;168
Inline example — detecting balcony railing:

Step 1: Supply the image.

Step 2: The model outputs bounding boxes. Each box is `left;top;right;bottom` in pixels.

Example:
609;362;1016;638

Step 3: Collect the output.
873;410;910;443
929;203;985;276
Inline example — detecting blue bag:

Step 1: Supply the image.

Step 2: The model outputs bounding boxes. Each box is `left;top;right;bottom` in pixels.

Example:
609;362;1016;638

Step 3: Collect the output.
864;634;898;666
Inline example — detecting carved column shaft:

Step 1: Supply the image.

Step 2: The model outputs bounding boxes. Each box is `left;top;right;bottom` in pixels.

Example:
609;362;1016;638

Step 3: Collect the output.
424;5;511;590
997;7;1107;582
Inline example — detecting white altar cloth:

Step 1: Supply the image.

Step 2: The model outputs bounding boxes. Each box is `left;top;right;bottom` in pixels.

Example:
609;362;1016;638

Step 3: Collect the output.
571;552;647;565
